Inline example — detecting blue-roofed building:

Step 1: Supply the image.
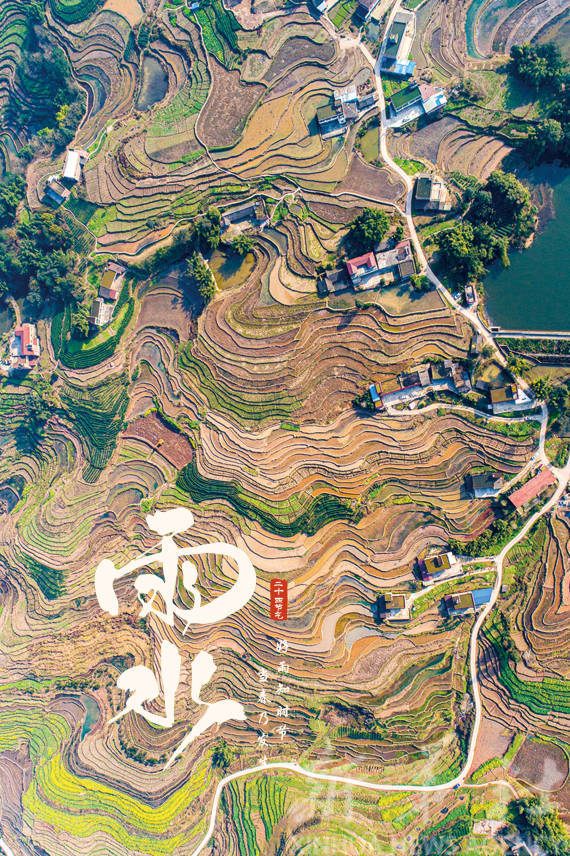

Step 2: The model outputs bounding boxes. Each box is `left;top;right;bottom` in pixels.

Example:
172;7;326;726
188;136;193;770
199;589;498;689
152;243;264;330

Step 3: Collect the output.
445;587;494;615
369;383;382;409
472;587;494;608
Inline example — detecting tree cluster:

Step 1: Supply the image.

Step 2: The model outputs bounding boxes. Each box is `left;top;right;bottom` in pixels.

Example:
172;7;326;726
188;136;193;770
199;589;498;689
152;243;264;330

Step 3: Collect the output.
509;797;570;856
509;43;570;164
7;4;85;152
347;208;390;254
530;377;569;425
211;739;234;773
186;252;216;306
16;377;59;448
510;42;566;90
410;273;431;293
136;208;222;277
437;171;535;283
230;233;253;256
0;210;81;308
0;174;26;226
449;511;518;557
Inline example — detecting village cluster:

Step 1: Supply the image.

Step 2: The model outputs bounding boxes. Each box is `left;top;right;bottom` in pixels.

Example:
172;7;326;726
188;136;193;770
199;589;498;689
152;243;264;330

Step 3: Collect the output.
380;460;557;621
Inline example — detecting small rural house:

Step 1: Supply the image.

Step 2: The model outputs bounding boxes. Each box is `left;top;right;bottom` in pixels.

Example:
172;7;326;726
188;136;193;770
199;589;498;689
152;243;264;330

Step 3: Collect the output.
469;471;504;498
355;0;380;21
488;383;518;413
221;199;268;230
45;176;70;206
9;323;41;372
99;261;126;301
445;587;493;616
346;252;382;289
322;268;350;295
88;298;114;327
419;551;458;583
414;175;451;212
388;83;447;121
378;592;410;620
62;149;89;184
375;239;416;283
381;12;416;78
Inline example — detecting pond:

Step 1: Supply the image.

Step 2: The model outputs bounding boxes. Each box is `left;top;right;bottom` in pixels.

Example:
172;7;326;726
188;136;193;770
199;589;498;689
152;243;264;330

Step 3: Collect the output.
80;694;100;740
136;56;168;111
484;170;570;332
209;249;255;290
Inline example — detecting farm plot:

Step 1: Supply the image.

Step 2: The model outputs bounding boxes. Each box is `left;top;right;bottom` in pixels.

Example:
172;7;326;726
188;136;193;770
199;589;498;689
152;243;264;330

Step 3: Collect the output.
335;155;406;203
262;36;335;84
509;737;568;791
436;128;512;180
196;58;265;149
123;413;193;468
393;116;462;166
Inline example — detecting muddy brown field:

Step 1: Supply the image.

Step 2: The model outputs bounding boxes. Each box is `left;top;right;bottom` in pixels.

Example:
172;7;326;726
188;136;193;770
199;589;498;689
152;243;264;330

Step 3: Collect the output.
197;58;265;148
123;413;194;468
509;737;569;791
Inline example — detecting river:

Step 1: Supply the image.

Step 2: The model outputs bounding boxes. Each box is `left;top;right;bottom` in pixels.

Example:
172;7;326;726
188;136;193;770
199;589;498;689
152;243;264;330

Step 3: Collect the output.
484;170;570;332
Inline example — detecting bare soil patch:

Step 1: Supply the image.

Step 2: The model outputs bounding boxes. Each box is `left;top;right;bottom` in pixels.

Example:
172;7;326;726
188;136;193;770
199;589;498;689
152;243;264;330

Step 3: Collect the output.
470;715;513;772
405;116;461;165
103;0;143;26
509;738;569;791
336;156;405;203
123;413;193;468
197;58;265;149
137;280;195;340
263;37;335;84
307;200;363;224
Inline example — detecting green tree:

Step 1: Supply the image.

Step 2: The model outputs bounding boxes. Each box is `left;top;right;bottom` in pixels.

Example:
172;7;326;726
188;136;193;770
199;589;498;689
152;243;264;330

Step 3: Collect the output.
393;223;405;242
194;207;222;253
437;222;485;282
211;739;234;773
70;304;91;339
410;274;431;292
509;42;566;90
0;174;26;225
347;208;390;253
528;118;564;161
509;797;570;856
187;252;216;305
530;377;553;401
231;234;253;256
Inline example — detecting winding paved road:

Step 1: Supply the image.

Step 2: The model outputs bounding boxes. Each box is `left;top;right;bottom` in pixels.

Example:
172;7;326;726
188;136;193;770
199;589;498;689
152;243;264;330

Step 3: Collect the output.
2;14;568;856
176;17;570;856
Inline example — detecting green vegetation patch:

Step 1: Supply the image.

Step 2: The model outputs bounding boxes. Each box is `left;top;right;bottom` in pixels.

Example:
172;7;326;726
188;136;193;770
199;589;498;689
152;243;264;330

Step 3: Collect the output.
60;374;130;480
51;278;135;369
48;0;103;23
193;0;242;66
21;552;66;600
177;460;363;537
486;618;570;716
179;343;299;423
257;776;286;841
394;157;424;175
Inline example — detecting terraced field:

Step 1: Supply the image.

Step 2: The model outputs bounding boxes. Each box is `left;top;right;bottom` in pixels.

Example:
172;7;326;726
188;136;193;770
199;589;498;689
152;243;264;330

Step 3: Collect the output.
1;1;568;854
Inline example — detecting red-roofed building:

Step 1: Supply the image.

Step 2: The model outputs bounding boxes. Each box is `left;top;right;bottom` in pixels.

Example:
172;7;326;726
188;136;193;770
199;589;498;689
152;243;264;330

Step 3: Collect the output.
345;251;382;289
9;323;41;372
346;252;377;277
509;469;557;512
